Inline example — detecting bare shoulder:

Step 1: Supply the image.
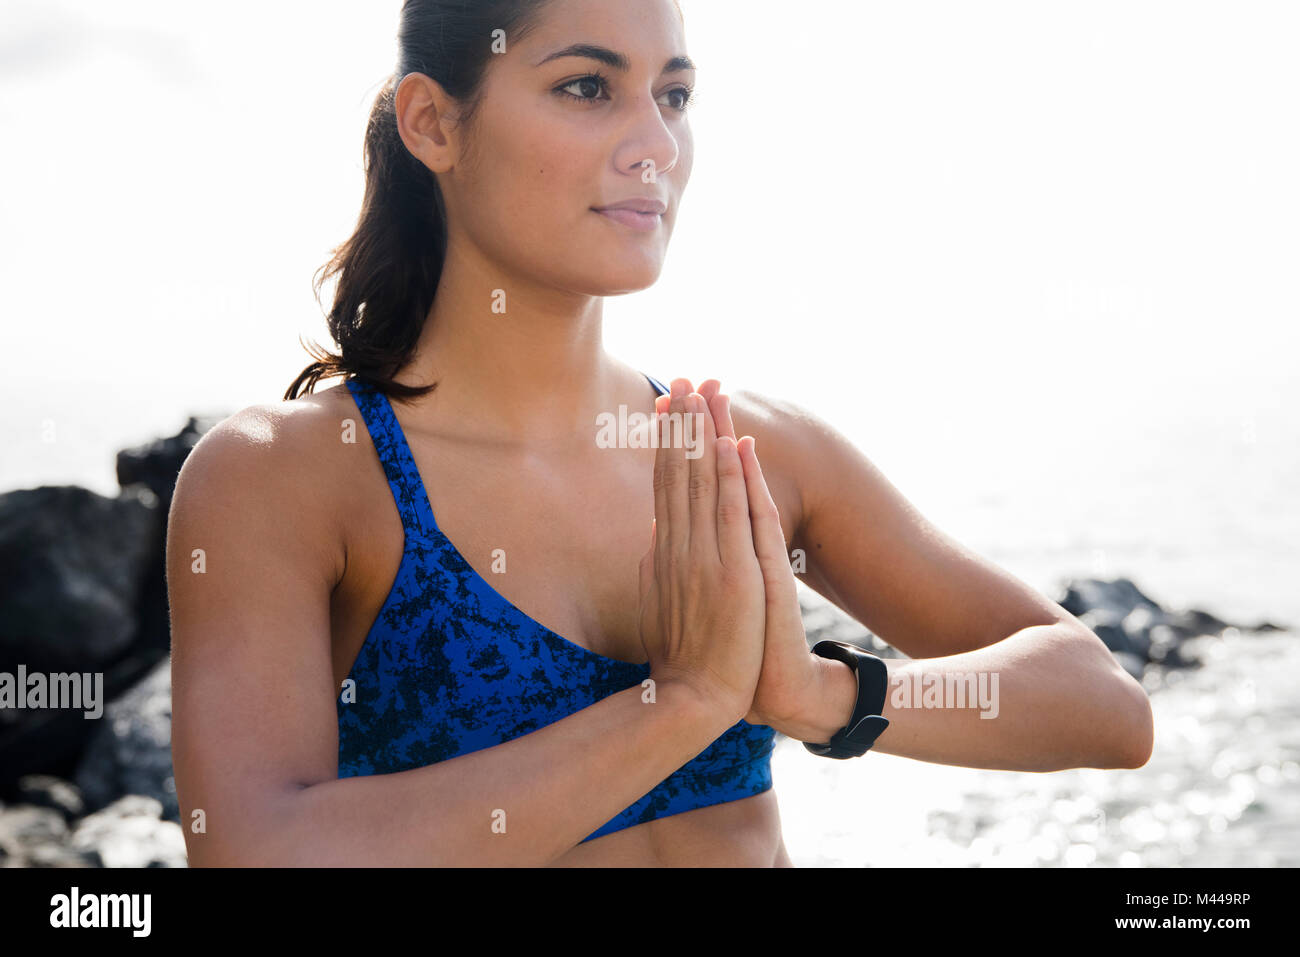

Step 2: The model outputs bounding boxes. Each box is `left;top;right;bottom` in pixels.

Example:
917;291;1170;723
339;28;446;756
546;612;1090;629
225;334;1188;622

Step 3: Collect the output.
168;383;361;588
173;383;357;500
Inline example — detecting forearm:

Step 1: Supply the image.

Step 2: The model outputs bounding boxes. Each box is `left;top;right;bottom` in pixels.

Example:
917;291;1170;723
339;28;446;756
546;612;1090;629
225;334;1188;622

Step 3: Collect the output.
777;625;1153;771
239;680;733;866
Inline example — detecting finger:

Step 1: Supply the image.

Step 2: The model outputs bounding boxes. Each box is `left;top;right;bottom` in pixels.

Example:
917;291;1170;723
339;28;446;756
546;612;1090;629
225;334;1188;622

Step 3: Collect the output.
715;434;757;568
737;436;795;593
720;394;737;441
686;391;719;562
711;392;736;442
650;381;690;583
651;398;672;583
658;378;693;573
697;381;736;442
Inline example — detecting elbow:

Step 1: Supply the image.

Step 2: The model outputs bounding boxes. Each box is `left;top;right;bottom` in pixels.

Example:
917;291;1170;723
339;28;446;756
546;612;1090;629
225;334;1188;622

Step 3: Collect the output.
1114;679;1155;769
195;836;312;869
1084;670;1154;770
180;788;309;868
1060;628;1156;770
184;826;301;868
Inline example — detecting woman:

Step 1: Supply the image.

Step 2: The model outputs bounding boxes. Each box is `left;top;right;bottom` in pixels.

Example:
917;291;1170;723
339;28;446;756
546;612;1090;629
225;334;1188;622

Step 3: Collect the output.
167;0;1153;867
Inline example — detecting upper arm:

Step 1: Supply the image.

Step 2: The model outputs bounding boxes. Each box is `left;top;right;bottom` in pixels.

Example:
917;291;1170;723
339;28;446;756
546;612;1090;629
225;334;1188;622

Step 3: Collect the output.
746;394;1076;659
166;402;347;865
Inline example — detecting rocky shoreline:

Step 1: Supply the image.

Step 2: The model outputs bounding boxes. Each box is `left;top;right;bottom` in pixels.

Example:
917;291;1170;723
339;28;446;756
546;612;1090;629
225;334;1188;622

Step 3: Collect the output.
0;417;1288;867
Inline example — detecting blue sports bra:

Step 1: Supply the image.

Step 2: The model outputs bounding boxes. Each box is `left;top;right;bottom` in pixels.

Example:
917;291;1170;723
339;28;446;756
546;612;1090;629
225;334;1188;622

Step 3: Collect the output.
337;372;776;844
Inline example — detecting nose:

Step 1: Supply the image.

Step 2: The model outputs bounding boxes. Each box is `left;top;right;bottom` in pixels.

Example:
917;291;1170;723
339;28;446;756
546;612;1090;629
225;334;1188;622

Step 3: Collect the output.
612;93;682;180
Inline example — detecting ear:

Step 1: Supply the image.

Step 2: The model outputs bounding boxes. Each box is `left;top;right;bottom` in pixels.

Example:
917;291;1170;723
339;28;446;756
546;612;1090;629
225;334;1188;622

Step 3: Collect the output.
394;72;462;174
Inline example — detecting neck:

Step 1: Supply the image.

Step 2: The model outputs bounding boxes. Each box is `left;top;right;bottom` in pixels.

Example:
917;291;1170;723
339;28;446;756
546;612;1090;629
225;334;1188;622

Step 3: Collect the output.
393;239;632;447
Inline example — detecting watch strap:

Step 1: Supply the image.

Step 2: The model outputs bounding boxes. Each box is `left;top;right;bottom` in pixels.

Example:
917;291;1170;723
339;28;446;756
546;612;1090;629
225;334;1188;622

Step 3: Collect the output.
802;639;890;759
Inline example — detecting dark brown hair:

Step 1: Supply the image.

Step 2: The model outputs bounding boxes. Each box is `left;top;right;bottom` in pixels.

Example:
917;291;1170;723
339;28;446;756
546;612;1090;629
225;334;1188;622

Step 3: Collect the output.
284;0;555;401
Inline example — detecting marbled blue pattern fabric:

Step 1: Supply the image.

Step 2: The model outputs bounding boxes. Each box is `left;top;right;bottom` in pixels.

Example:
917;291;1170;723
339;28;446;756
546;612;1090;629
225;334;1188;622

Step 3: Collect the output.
338;373;776;844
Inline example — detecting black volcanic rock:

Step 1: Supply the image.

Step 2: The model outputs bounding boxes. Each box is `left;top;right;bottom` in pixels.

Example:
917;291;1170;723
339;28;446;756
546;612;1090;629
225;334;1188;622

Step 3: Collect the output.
1054;576;1289;674
75;659;177;823
0;485;156;676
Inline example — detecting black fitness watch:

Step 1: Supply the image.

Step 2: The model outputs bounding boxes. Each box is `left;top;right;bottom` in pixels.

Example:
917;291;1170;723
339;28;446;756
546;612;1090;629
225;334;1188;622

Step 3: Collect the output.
801;639;891;759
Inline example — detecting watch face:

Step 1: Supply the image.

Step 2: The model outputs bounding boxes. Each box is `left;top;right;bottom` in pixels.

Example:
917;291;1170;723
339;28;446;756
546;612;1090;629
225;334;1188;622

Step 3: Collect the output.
813;640;858;670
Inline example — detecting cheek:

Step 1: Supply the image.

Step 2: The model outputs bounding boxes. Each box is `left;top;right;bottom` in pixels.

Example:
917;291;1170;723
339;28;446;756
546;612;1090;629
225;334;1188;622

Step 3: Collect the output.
469;116;594;245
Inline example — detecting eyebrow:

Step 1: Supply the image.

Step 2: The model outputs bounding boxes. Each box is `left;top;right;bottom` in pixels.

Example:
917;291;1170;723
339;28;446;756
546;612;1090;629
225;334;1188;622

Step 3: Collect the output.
536;43;696;75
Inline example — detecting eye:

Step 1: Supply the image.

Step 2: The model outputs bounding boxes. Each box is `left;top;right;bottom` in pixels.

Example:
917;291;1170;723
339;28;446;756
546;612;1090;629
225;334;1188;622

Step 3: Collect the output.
555;73;697;113
556;73;610;105
663;85;696;112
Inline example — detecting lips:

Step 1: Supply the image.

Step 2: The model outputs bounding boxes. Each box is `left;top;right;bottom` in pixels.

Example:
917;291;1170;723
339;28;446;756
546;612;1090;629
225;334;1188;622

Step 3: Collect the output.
594;208;661;231
593;198;668;215
592;201;665;232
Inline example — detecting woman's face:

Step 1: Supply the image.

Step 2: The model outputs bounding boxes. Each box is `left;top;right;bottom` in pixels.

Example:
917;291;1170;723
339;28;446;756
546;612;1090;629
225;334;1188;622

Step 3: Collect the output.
440;0;695;297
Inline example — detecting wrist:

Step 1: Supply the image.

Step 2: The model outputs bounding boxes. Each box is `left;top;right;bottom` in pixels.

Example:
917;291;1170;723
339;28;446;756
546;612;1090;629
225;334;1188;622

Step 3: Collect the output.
801;641;894;759
770;654;859;743
653;672;746;729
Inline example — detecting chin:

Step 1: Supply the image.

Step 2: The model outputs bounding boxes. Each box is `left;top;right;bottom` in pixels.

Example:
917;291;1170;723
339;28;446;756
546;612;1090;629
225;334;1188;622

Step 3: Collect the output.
596;249;669;289
588;264;665;296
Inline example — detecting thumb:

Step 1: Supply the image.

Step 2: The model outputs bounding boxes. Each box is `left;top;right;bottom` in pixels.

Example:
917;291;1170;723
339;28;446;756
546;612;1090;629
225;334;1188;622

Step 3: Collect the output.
737;437;798;600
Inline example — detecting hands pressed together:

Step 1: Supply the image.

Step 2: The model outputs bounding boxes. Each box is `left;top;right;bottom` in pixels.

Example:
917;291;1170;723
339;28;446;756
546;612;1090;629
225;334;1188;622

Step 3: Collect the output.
637;377;823;732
